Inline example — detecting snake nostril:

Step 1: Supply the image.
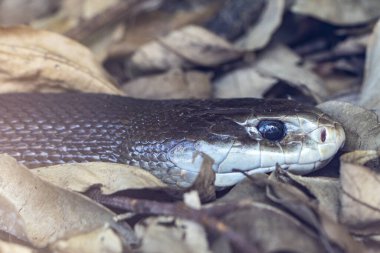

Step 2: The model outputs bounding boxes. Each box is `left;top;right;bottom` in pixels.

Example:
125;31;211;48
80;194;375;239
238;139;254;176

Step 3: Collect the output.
321;128;326;142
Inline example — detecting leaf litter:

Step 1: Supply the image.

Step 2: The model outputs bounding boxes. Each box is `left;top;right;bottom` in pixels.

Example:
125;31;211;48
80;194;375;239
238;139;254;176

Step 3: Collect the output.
0;0;378;252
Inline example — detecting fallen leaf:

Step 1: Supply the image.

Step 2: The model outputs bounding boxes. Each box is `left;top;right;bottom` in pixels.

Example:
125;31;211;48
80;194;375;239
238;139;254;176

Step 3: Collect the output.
213;66;276;98
273;172;341;221
291;0;380;25
122;69;212;99
253;44;328;98
183;191;202;210
267;170;364;253
49;225;126;253
108;1;222;58
0;0;58;25
215;172;364;253
202;0;265;40
235;0;286;50
360;20;380;113
0;239;36;253
0;154;136;248
32;162;167;195
129;25;243;75
135;216;211;253
213;203;325;253
185;153;216;202
339;150;380;235
0;26;121;94
318;101;380;151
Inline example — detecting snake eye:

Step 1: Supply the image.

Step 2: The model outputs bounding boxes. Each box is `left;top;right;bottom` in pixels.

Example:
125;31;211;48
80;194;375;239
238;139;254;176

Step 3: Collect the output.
258;120;286;141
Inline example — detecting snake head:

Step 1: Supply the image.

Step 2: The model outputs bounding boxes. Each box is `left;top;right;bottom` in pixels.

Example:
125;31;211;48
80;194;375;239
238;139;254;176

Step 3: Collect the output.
167;99;345;187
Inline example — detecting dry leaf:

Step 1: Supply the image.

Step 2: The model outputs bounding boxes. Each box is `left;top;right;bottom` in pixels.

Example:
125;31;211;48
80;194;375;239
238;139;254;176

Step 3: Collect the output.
213;203;324;253
213;66;276;98
0;239;36;253
253;44;328;98
0;154;136;248
291;0;380;25
267;170;364;253
185;153;216;202
235;0;286;50
0;0;59;25
135;216;211;253
339;150;380;235
203;0;265;40
0;26;121;94
32;162;167;195
215;172;363;252
217;174;270;205
183;191;202;210
318;101;380;151
122;69;212;99
360;20;380;113
49;225;125;253
129;25;243;74
274;172;340;221
108;1;222;58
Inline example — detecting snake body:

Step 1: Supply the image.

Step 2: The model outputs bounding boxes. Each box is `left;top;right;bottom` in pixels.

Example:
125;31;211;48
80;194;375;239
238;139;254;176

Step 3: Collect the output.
0;93;345;187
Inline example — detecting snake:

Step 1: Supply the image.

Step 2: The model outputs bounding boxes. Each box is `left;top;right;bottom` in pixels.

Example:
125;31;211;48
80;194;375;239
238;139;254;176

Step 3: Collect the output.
0;93;345;188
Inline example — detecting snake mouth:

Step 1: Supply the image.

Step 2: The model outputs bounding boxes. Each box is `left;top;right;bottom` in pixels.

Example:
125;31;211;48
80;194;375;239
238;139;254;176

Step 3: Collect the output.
214;161;325;187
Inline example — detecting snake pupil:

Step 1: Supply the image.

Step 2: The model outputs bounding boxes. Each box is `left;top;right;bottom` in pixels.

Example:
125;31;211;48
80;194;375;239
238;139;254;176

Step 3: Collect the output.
257;120;286;141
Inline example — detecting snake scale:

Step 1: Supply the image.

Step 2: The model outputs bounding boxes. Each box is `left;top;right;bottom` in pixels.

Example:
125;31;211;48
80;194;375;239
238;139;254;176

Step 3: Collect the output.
0;93;345;187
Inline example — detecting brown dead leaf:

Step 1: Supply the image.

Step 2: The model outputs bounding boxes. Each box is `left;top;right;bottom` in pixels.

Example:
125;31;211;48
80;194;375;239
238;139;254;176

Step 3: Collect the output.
215;172;363;252
267;170;364;253
129;25;243;74
183;191;202;210
185;153;216;202
135;216;211;253
236;0;286;51
0;0;59;25
122;69;212;99
0;239;36;253
340;150;380;235
0;154;136;248
213;203;324;253
214;66;276;98
273;172;340;221
32;162;167;195
32;0;123;60
108;1;222;58
49;225;126;253
291;0;380;25
217;175;270;205
360;20;380;113
253;44;328;98
0;26;122;94
318;101;380;151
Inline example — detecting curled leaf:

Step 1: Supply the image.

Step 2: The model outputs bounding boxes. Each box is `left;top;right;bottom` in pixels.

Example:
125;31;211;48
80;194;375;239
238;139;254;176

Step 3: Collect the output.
129;25;243;74
49;225;125;253
0;26;121;94
0;155;136;247
122;69;211;99
291;0;380;25
318;101;380;151
135;217;211;253
32;162;167;195
339;150;380;235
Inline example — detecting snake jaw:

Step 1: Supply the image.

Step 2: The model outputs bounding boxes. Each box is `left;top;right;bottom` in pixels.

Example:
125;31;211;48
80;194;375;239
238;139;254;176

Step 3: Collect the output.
167;114;345;188
214;114;345;187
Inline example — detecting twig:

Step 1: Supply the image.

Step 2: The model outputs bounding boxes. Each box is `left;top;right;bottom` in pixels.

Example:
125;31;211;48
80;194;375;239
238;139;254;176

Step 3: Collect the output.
65;0;163;42
89;190;258;253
